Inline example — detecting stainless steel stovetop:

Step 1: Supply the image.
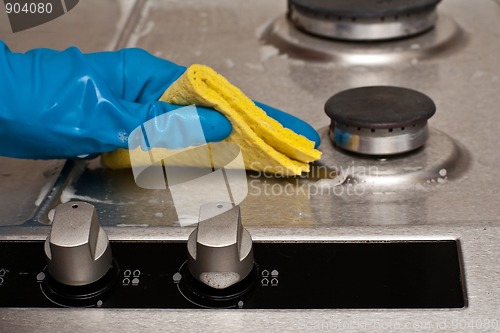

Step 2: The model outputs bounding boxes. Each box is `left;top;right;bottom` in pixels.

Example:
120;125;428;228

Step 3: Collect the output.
1;0;499;332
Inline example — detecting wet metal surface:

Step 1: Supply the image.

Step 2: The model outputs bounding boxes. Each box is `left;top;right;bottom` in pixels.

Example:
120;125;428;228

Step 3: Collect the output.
0;0;499;331
1;0;492;228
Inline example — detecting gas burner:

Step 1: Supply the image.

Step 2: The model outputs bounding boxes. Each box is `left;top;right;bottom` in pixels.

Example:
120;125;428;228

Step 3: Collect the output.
261;5;467;65
316;126;468;188
325;86;435;155
288;0;441;41
317;86;468;187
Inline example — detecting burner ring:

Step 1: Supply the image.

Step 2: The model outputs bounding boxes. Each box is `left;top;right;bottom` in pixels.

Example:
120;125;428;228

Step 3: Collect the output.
315;126;468;188
288;0;441;41
325;86;436;155
330;123;430;156
260;14;467;65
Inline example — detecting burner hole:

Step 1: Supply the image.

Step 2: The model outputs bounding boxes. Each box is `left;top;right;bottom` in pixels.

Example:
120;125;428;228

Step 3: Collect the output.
351;17;357;22
394;15;399;20
413;124;416;127
380;17;386;22
72;204;78;209
357;127;361;131
388;128;393;132
371;129;375;133
337;16;342;21
401;127;406;131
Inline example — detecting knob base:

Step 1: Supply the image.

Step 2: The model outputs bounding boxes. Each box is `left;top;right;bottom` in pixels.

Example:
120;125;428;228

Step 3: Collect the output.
41;259;120;307
179;263;259;307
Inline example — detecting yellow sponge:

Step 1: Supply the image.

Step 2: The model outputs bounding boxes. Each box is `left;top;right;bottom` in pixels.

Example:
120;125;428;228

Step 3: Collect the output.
101;64;321;176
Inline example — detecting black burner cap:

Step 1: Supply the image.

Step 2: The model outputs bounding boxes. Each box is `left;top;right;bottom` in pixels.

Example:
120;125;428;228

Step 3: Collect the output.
325;86;436;129
289;0;441;18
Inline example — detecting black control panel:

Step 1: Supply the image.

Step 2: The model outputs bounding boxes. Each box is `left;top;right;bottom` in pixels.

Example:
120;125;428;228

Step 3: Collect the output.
0;240;465;309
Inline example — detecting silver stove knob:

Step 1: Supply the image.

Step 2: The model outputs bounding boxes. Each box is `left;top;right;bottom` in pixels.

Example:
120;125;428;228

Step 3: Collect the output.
44;202;112;286
187;202;254;289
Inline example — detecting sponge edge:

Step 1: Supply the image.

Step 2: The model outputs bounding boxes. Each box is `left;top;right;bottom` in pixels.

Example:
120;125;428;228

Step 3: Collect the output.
101;64;322;176
161;65;321;163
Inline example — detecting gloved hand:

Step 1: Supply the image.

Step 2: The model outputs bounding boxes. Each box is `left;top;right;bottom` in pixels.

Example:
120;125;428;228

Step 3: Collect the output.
0;40;320;159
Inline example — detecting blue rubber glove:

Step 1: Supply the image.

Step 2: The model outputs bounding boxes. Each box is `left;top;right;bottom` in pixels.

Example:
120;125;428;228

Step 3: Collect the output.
0;41;319;159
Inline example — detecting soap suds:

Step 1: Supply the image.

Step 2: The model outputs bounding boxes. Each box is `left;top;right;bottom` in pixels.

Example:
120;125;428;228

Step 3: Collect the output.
255;19;272;39
60;186;114;204
35;181;53;206
313;172;347;188
177;216;198;227
245;62;265;72
48;209;55;223
108;0;137;50
224;58;235;68
117;223;150;227
126;1;155;47
260;45;279;62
